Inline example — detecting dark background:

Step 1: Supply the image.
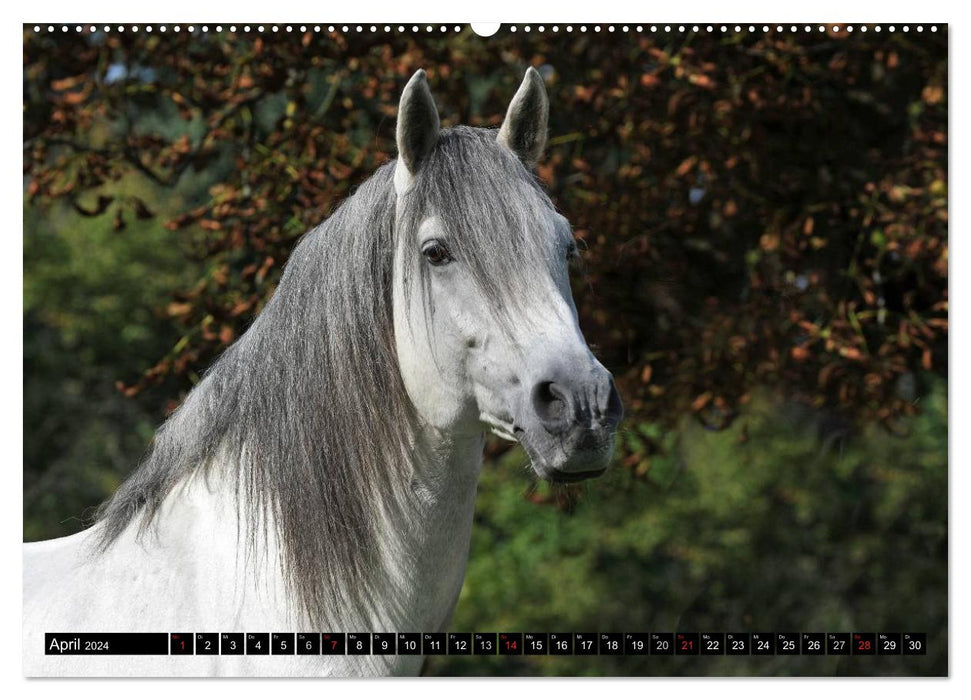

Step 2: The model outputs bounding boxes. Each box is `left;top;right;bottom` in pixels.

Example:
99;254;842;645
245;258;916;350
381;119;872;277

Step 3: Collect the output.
23;24;947;675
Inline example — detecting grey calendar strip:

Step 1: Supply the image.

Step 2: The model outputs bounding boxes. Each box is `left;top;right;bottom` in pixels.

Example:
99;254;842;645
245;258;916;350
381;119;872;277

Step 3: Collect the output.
45;632;926;656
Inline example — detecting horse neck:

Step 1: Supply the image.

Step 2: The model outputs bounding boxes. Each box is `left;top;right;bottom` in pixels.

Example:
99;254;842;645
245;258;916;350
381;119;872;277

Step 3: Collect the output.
370;427;486;632
163;427;486;633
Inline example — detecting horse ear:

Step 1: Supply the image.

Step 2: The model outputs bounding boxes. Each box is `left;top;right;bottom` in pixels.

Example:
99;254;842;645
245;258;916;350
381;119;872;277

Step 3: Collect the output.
395;69;440;190
497;66;549;168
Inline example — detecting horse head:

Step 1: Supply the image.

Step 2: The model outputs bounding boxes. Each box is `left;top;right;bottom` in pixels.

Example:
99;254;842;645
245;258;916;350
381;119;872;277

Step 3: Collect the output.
391;68;624;483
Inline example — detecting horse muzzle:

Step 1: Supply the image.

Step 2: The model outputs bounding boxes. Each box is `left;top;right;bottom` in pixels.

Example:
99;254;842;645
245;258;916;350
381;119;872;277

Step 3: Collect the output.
516;365;624;482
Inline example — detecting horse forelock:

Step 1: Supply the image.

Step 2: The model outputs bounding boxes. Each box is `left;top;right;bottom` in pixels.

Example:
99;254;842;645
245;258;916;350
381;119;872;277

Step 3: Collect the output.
400;126;560;330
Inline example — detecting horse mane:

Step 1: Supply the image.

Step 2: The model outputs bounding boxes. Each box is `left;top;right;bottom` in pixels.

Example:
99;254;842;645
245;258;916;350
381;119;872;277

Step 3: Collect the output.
92;126;556;627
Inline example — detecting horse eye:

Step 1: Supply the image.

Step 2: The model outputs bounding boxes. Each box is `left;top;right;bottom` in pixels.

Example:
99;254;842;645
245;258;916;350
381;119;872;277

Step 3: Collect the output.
422;241;453;266
566;242;580;261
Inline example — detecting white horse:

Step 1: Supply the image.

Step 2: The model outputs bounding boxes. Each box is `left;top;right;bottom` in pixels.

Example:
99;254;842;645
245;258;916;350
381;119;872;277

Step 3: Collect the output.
23;67;623;677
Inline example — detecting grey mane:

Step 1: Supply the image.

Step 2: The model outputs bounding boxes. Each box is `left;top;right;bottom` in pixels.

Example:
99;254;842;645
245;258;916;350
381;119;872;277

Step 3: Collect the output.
93;125;556;626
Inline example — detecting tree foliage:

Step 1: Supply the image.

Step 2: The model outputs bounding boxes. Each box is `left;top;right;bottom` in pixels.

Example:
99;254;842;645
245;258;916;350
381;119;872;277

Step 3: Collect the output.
23;26;948;434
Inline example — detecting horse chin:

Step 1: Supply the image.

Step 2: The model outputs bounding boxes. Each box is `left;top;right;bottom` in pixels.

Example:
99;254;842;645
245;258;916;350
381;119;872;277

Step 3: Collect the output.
516;427;615;484
541;466;608;484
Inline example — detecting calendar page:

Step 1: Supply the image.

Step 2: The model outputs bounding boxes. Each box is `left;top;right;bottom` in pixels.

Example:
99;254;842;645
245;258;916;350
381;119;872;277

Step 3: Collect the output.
22;19;948;678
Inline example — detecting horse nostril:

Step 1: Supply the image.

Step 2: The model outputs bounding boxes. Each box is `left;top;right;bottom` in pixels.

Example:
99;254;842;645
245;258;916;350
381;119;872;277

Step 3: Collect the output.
532;381;570;434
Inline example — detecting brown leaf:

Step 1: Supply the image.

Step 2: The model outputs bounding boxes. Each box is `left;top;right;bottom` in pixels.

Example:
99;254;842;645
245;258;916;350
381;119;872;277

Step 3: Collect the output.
166;302;192;317
791;346;810;362
691;392;712;411
675;156;696;177
50;74;87;91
